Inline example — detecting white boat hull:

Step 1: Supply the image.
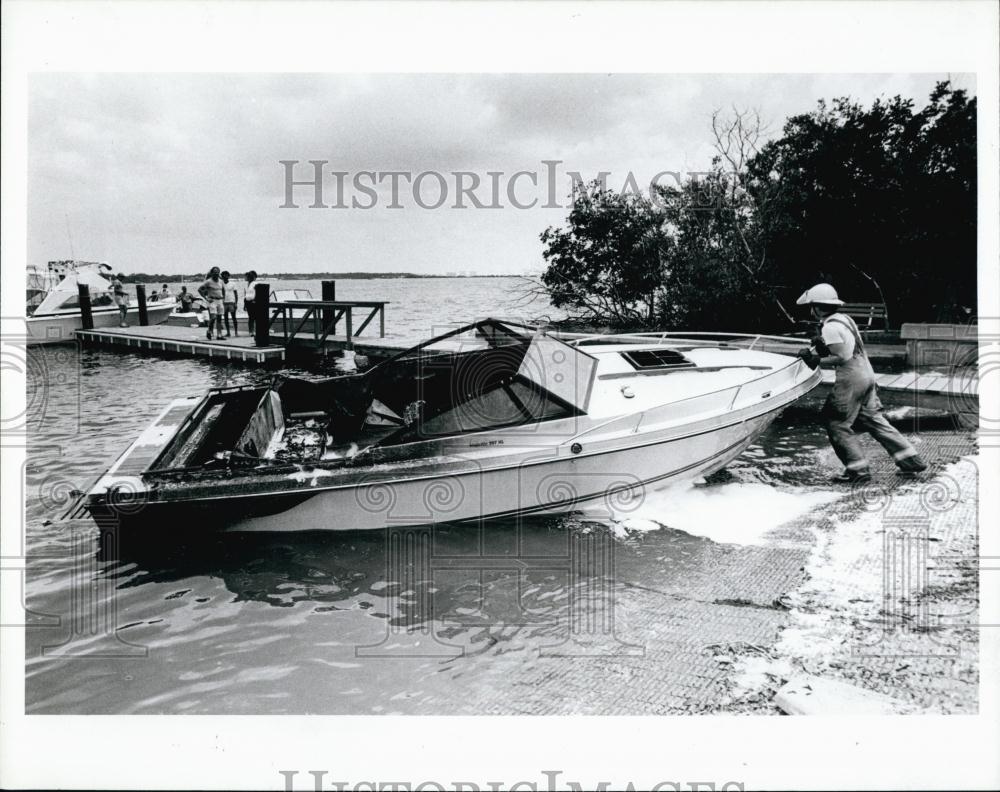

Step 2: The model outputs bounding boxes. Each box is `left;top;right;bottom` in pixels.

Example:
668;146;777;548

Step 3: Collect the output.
224;408;780;532
27;303;174;346
81;321;821;535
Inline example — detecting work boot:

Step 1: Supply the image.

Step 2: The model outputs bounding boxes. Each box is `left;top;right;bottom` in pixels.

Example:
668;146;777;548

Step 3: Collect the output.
897;454;928;473
832;469;872;484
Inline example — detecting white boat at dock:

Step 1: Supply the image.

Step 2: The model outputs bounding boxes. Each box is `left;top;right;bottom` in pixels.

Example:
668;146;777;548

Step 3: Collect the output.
26;261;173;345
75;319;821;534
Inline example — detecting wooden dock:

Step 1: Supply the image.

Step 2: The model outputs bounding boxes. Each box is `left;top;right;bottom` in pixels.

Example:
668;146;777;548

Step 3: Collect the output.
75;325;288;364
818;368;979;415
73;323;479;365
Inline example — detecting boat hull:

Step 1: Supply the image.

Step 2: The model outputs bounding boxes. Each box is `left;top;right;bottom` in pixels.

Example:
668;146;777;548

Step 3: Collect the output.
93;404;786;534
82;325;821;536
27;303;174;346
233;408;778;532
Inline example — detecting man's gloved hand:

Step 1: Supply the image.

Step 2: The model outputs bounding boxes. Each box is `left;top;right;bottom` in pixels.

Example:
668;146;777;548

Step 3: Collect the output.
811;335;831;357
797;347;821;369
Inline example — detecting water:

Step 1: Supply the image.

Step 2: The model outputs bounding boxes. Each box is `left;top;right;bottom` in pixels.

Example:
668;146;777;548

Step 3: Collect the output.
23;278;834;713
134;275;563;340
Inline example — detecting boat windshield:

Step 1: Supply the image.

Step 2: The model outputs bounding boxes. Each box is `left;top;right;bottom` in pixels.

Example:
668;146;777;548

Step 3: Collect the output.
26;289;46;316
271;321;577;450
47;290;116;311
420;379;572;436
367;329;586;446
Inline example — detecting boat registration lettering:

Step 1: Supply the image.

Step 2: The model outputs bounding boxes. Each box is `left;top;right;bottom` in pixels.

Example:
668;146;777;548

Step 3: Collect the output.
469;439;504;448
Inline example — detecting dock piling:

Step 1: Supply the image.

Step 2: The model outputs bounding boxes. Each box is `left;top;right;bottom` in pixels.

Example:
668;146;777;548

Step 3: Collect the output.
78;284;93;330
322;280;336;332
136;284;149;326
254;283;270;347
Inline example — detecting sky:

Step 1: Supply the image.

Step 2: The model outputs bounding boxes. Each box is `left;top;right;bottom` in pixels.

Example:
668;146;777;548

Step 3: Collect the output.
28;72;975;276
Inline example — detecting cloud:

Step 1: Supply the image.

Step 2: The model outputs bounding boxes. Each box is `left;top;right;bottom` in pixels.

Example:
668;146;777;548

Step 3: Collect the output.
28;72;974;275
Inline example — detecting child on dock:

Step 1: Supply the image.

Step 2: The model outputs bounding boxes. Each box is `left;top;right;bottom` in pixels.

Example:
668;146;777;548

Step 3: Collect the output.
221;270;238;338
198;267;225;340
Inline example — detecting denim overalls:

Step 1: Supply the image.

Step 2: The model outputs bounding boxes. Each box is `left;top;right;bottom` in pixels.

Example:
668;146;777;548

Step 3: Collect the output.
820;313;922;475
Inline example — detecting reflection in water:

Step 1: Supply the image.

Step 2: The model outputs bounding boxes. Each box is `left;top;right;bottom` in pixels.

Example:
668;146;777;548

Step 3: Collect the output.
98;515;626;651
29;513;663;712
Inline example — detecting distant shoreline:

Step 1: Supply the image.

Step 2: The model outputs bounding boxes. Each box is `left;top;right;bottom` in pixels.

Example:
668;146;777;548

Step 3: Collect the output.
122;272;523;282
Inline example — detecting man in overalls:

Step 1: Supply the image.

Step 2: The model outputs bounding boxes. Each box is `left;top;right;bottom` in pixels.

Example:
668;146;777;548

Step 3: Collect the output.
796;283;927;482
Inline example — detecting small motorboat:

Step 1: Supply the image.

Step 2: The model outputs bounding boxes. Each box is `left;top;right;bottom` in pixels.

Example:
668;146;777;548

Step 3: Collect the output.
26;261;174;345
167;294;209;327
76;319;820;534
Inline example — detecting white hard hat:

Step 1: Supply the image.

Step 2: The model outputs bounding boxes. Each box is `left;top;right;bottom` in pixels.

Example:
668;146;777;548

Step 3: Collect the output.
796;283;844;306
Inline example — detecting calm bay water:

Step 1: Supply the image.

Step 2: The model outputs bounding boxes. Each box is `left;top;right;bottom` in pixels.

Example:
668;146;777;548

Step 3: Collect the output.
24;277;832;714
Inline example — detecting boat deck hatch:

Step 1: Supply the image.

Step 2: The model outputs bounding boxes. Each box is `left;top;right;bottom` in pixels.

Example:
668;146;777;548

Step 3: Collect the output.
621;349;695;371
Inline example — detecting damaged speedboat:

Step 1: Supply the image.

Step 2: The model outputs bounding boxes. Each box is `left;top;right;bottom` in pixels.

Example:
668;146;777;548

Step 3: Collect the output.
77;319;821;533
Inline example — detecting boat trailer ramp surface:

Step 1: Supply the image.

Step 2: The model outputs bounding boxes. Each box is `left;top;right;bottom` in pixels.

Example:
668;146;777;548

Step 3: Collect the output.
409;427;977;715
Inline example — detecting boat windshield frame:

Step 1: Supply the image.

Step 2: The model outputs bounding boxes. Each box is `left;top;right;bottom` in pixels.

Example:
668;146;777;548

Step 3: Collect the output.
367;318;538;372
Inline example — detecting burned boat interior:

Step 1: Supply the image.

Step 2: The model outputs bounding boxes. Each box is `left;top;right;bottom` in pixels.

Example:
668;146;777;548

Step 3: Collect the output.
146;320;591;476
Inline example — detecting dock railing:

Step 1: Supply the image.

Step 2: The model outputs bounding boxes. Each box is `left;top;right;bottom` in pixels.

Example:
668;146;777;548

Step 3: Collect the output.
264;299;389;350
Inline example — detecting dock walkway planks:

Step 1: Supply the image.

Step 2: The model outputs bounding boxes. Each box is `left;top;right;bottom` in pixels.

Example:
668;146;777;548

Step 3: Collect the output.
75;325;287;364
819;367;978;412
74;324;479;364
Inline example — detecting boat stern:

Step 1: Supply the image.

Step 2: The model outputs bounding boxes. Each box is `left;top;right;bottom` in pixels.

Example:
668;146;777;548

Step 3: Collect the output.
82;395;203;525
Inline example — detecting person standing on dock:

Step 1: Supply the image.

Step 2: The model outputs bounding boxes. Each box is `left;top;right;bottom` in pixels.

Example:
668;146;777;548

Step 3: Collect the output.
220;270;238;338
797;283;927;483
110;272;128;327
198;266;226;341
243;270;259;335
